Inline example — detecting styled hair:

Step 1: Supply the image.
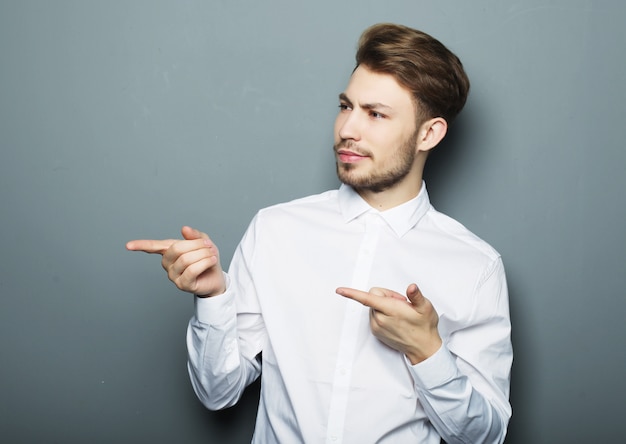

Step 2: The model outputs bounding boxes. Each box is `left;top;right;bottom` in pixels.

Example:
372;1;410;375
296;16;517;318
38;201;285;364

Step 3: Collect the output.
356;23;470;123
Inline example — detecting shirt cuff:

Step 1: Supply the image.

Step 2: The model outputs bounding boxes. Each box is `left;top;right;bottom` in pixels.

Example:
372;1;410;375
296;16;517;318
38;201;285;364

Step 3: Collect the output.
193;273;235;325
408;345;459;390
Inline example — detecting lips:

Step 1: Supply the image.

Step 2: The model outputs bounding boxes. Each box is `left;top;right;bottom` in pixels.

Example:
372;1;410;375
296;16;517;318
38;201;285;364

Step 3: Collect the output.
336;148;369;164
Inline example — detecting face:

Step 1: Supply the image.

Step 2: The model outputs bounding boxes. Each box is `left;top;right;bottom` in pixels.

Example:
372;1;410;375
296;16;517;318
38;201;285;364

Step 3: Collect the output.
334;65;419;194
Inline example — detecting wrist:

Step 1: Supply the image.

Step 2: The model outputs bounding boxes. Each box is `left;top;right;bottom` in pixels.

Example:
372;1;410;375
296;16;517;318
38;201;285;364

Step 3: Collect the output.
406;336;442;365
195;272;228;298
196;286;226;298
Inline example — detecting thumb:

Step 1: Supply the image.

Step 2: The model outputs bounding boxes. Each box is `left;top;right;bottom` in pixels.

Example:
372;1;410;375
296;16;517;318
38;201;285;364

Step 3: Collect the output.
406;283;423;305
181;226;208;241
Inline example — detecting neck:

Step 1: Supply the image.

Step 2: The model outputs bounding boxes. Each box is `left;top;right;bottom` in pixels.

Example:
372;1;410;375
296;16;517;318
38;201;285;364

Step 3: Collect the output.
357;174;423;211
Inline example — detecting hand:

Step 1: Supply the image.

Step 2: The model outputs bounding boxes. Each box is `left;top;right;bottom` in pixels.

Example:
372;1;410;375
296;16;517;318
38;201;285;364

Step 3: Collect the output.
336;284;442;364
126;226;226;297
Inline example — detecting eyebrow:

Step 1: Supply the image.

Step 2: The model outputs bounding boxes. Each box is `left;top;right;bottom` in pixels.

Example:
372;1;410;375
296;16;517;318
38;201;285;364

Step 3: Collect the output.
339;93;393;112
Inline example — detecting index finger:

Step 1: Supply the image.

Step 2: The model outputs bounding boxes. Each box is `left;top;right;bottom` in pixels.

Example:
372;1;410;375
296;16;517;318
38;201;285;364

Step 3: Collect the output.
125;239;177;254
336;287;398;313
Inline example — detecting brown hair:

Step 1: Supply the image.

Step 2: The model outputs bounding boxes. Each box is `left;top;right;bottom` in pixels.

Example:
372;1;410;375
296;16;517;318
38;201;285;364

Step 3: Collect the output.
356;23;470;124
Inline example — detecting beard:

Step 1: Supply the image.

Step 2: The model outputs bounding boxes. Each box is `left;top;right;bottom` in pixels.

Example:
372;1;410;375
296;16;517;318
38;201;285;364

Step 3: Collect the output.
334;129;418;194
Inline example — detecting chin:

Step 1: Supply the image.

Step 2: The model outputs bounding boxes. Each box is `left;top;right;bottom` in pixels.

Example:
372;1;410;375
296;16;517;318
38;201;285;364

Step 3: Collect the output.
336;164;361;185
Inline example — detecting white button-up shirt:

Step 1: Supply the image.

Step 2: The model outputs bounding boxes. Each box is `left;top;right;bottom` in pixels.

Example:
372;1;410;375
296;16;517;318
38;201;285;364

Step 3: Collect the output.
187;183;512;443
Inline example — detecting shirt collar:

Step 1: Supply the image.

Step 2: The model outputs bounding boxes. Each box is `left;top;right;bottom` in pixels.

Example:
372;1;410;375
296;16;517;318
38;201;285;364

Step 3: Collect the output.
338;182;431;237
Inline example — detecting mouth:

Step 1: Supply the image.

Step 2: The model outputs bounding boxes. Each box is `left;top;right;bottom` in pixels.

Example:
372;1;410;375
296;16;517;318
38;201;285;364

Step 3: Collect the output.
336;148;370;164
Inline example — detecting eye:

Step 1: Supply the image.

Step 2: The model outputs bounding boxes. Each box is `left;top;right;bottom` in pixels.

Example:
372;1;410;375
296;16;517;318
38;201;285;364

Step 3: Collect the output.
338;103;352;111
369;110;386;119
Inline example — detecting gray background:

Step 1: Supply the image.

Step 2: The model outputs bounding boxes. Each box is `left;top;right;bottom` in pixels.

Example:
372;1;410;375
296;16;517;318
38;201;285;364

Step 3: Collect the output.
1;1;624;443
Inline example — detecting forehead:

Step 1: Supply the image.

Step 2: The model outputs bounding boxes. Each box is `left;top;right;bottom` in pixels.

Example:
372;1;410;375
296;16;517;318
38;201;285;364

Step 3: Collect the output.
343;65;414;111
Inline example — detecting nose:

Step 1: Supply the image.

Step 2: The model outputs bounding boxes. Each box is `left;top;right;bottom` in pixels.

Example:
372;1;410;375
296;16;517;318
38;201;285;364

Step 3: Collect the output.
335;110;361;142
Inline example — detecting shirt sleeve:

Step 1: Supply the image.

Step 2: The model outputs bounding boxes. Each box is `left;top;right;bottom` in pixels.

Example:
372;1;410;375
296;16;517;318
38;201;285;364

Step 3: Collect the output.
408;257;512;444
186;216;266;411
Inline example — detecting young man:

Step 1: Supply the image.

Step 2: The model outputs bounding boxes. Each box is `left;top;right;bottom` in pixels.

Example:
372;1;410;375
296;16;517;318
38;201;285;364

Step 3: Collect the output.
127;23;512;444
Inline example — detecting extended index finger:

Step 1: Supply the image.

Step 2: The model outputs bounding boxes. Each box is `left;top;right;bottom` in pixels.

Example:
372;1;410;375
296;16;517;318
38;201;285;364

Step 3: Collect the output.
125;239;177;255
336;287;398;313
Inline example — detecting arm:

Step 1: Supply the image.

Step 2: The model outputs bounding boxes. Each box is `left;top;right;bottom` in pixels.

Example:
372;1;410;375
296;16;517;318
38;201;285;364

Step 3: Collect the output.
336;258;511;443
127;224;265;410
186;283;263;410
413;258;511;443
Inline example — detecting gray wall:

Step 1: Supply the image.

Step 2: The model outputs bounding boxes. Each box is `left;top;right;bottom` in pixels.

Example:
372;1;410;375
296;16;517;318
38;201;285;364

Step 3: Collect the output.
1;1;624;443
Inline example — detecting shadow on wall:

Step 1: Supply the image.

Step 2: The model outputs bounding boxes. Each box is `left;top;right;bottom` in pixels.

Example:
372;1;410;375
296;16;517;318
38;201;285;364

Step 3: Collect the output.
500;272;528;444
422;111;471;205
199;378;261;441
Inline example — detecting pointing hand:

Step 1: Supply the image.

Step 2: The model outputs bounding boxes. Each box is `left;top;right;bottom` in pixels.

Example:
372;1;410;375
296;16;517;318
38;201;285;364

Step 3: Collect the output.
126;226;226;297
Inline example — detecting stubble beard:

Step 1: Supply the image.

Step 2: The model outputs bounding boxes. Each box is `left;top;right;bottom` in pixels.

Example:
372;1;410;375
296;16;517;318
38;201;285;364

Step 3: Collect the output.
334;130;419;194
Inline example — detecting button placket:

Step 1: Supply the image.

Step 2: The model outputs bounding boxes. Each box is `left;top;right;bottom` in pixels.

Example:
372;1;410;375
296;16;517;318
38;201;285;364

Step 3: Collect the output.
325;213;382;443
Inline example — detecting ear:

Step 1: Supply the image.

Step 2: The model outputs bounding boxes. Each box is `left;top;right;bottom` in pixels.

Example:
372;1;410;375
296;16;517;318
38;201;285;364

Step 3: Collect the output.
416;117;448;153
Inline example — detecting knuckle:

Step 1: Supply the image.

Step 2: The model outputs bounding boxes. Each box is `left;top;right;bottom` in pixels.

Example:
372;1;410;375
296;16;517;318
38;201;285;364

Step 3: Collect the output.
168;241;184;256
166;267;178;282
174;278;186;291
177;253;192;269
174;272;193;292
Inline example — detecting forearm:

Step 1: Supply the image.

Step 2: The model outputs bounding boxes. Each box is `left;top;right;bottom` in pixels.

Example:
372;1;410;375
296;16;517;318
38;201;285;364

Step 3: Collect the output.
186;292;262;411
410;346;509;444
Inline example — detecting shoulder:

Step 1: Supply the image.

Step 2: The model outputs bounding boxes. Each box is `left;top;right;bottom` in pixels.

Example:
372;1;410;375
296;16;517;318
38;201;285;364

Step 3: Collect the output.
256;189;340;221
239;189;342;254
418;208;507;319
422;206;501;263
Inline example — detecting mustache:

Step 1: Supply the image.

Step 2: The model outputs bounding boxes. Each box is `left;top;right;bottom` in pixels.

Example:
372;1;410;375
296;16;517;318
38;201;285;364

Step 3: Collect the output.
333;140;372;157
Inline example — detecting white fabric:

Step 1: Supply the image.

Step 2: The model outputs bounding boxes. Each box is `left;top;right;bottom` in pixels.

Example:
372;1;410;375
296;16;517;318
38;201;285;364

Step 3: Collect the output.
187;183;512;444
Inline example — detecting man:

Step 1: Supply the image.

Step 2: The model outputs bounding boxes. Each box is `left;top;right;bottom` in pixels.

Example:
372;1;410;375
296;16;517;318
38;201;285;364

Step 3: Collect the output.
127;23;512;443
